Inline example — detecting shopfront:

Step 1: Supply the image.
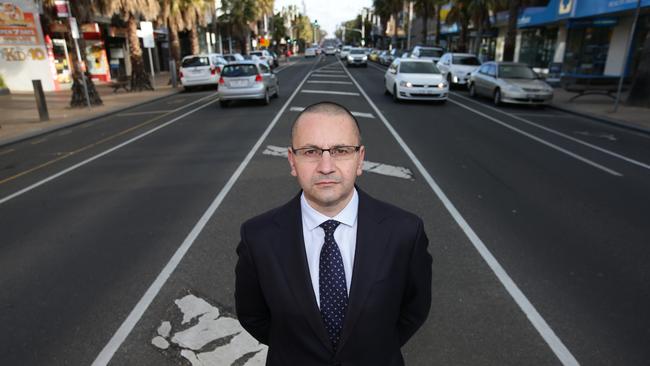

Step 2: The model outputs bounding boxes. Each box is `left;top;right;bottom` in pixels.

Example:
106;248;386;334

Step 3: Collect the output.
564;18;616;75
519;27;558;69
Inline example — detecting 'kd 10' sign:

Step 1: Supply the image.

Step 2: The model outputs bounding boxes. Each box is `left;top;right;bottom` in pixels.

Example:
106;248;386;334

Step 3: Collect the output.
0;47;46;61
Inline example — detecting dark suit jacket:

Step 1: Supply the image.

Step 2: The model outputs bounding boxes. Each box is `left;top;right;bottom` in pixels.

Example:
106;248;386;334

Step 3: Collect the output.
235;188;432;366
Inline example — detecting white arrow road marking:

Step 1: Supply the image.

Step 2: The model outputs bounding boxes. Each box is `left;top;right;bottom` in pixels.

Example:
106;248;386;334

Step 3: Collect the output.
288;106;374;119
309;74;349;78
307;80;353;85
262;145;413;180
151;294;267;366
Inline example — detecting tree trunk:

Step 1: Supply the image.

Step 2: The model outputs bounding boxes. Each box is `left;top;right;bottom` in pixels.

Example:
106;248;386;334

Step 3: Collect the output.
459;22;468;52
127;15;152;91
473;16;484;55
190;26;200;55
435;4;441;45
169;20;181;75
503;0;519;61
393;12;399;47
421;6;429;45
68;33;102;107
626;30;650;107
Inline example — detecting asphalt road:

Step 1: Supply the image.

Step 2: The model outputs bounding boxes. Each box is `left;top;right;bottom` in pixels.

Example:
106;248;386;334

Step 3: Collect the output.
1;55;649;366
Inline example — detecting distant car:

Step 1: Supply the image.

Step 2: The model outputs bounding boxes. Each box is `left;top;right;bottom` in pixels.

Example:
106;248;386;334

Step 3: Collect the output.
384;58;448;103
218;61;279;107
249;50;275;68
378;50;391;65
324;46;337;56
368;49;381;62
409;46;445;62
468;61;553;106
436;53;481;87
305;47;317;57
339;46;352;60
223;53;245;62
268;50;280;67
179;54;228;91
345;48;368;67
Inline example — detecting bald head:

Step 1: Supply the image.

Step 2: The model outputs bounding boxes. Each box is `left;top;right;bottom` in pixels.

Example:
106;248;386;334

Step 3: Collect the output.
290;102;362;146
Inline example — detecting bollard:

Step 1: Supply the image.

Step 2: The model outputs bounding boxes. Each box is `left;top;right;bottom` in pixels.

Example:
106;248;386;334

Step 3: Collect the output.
32;80;49;121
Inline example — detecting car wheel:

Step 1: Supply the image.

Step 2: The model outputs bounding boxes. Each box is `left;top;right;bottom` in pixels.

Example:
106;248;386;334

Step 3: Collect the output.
469;83;477;98
393;85;400;103
384;79;390;95
263;90;270;105
273;84;280;98
220;100;229;108
183;86;193;92
493;88;502;106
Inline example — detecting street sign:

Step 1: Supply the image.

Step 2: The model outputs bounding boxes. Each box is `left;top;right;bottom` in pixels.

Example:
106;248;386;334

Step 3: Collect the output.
69;17;79;39
140;21;155;48
54;0;70;18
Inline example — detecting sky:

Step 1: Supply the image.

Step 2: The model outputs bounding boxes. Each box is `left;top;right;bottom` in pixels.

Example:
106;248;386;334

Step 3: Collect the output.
274;0;373;37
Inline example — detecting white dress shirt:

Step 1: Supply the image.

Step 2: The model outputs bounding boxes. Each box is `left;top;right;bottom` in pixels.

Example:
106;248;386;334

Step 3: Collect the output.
301;189;358;308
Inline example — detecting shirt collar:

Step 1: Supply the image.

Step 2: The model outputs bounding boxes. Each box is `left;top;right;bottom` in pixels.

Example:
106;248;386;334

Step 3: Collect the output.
301;188;358;231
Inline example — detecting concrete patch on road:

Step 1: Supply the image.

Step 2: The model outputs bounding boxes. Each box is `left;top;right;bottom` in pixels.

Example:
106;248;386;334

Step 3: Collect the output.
262;145;413;180
151;294;267;365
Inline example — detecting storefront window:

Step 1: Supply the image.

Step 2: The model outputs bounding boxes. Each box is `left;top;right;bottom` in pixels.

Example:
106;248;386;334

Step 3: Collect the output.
564;26;612;75
519;27;557;68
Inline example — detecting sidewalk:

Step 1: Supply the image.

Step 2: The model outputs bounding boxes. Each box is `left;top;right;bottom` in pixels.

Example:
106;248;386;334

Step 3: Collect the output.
550;88;650;134
0;71;181;147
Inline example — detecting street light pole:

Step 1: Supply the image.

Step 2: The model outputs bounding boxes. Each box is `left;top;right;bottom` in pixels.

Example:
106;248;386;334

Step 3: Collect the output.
407;1;413;50
613;0;641;113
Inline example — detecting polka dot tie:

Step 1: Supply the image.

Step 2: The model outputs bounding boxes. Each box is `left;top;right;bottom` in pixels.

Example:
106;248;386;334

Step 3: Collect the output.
319;219;348;350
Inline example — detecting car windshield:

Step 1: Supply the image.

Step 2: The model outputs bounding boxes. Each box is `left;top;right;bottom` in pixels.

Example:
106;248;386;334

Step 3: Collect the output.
342;47;351;51
400;62;440;74
250;52;263;56
221;64;258;77
350;49;365;54
223;55;236;61
182;57;209;67
419;49;444;57
453;55;481;65
499;65;537;79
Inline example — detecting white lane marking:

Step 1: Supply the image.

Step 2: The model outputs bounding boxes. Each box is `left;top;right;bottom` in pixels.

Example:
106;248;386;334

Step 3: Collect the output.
30;138;47;145
307;80;353;85
116;110;172;117
262;145;411;179
309;74;349;78
573;131;617;141
151;294;267;365
288;106;374;119
451;92;650;171
0;92;219;206
57;130;72;136
314;70;345;74
0;148;15;156
301;90;360;96
447;98;622;176
342;60;581;366
91;61;316;366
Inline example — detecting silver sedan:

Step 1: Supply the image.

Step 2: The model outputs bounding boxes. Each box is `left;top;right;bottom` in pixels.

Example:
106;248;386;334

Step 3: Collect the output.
468;62;553;106
218;61;279;108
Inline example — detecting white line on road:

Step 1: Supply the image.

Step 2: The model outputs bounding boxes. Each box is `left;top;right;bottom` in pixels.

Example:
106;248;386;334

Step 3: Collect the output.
341;60;581;366
307;80;353;85
116;110;173;117
301;90;360;96
451;92;650;171
0;91;219;205
446;98;622;176
309;74;349;78
0;148;15;156
288;106;374;119
262;145;411;179
91;61;319;366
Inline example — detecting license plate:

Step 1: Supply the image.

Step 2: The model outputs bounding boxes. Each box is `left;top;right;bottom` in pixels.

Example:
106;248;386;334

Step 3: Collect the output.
231;80;247;87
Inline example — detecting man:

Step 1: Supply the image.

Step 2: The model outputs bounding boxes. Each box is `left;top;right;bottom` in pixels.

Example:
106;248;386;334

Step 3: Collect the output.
235;102;432;365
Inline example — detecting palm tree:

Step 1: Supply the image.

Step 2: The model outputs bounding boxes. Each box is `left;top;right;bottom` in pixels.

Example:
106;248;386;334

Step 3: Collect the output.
159;0;185;76
42;0;103;107
388;0;404;47
100;0;160;91
182;0;214;55
466;0;499;55
446;0;471;52
502;0;520;61
373;0;392;48
220;0;257;53
414;0;433;45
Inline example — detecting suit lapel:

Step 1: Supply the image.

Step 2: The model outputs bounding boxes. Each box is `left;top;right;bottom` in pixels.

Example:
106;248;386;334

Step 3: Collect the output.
336;189;389;353
272;193;334;353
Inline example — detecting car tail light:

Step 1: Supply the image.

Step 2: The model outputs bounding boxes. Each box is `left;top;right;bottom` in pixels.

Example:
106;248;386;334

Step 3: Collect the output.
215;66;221;73
219;76;224;85
179;71;183;78
255;74;263;83
210;67;216;75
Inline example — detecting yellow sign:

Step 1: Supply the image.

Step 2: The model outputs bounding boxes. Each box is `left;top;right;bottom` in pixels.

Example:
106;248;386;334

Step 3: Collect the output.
260;37;270;48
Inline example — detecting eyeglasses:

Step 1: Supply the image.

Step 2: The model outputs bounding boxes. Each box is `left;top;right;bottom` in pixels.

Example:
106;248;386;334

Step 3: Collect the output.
291;145;361;161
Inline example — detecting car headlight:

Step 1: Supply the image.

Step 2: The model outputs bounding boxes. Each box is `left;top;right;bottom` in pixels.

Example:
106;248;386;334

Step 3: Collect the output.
399;81;413;88
347;56;353;61
452;75;459;83
504;84;524;93
437;82;447;89
362;56;367;61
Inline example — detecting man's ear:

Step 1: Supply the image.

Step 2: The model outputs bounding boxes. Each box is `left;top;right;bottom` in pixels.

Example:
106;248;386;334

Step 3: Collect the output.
356;145;365;176
288;147;298;177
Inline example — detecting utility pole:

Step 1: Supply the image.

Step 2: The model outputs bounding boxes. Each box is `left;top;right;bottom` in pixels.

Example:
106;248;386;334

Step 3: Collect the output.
407;1;413;50
613;0;641;112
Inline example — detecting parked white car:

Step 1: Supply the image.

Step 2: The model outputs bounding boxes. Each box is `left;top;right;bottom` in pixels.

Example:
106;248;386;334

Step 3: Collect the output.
249;50;275;68
179;54;228;91
384;58;448;103
409;46;445;62
436;53;481;87
468;61;553;106
305;47;317;57
339;45;352;60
